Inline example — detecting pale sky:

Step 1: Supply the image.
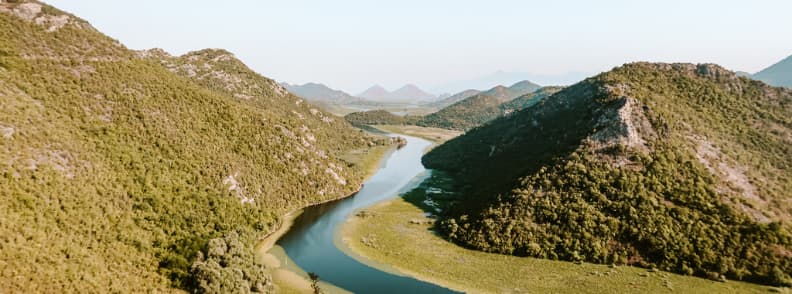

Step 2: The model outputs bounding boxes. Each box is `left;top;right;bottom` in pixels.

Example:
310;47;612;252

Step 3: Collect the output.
47;0;792;94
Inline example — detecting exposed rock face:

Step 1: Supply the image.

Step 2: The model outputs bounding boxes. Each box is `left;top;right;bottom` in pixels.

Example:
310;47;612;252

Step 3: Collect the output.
590;93;657;154
0;1;75;32
0;125;13;139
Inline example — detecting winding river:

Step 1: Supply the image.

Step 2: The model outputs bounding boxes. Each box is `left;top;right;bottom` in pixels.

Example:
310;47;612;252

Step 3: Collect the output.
276;135;458;293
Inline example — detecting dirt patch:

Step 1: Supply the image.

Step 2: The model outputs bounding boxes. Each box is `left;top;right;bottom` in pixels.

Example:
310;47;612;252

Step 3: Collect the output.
0;125;14;139
691;136;770;222
590;97;655;152
1;2;74;32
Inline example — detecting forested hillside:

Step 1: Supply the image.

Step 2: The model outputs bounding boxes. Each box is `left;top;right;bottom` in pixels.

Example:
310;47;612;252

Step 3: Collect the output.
501;86;564;112
423;63;792;286
344;109;421;126
417;87;560;131
0;1;388;292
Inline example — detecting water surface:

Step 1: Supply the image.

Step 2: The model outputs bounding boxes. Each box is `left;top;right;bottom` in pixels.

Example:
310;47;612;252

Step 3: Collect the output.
277;135;457;293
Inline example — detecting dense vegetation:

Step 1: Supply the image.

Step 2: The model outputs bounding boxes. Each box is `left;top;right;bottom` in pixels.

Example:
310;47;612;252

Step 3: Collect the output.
0;2;389;292
344;109;420;126
416;93;505;130
424;63;792;286
500;86;563;111
753;54;792;88
417;87;560;131
483;80;541;100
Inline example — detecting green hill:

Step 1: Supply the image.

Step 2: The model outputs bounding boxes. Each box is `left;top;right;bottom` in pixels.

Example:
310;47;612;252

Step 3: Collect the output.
426;89;481;109
0;1;388;292
500;86;564;114
423;63;792;286
344;109;420;126
416;93;504;130
754;55;792;88
417;86;558;131
479;80;541;102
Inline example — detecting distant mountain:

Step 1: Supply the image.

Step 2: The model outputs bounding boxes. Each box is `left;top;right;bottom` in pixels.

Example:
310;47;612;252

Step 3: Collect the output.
358;85;392;101
281;82;361;103
431;70;589;94
424;63;792;287
481;80;541;101
509;80;543;94
358;84;436;102
427;89;481;109
392;84;436;101
417;80;544;130
753;55;792;88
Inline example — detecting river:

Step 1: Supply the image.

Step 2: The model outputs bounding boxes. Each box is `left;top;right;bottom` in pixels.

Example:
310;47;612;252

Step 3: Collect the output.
275;135;458;293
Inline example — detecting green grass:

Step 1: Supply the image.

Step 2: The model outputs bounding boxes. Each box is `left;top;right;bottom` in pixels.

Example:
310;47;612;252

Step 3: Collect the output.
340;184;787;293
370;125;462;144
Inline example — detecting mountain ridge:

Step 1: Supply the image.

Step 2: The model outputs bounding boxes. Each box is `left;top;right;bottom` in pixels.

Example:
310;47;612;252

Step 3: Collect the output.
753;54;792;88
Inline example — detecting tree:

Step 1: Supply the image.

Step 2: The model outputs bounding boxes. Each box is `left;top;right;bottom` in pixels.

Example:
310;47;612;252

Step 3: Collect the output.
308;272;323;294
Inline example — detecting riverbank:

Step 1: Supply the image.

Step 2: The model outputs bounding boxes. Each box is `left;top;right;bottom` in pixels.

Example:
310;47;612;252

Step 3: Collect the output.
338;177;786;294
369;125;462;144
256;142;397;293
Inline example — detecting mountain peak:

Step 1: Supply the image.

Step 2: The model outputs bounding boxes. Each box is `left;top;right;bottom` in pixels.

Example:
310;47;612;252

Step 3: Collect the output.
509;80;541;89
392;84;435;101
396;83;420;90
753;54;792;88
358;84;436;102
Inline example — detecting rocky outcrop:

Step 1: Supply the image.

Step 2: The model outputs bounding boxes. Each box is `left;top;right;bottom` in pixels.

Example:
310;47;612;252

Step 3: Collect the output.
0;1;78;32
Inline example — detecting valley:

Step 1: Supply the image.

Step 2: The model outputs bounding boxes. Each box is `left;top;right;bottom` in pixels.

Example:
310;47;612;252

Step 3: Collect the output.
2;1;791;293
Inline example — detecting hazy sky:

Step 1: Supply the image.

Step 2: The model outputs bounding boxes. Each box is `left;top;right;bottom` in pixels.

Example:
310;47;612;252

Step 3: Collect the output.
47;0;792;94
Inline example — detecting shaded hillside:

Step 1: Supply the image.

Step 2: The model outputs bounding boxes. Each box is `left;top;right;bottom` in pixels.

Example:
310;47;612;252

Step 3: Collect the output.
754;55;792;88
416;93;504;130
0;1;388;292
423;63;792;286
417;86;558;131
501;86;564;114
344;109;420;126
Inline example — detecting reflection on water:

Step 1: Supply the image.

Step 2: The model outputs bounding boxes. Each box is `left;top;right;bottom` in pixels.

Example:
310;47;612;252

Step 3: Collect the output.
276;135;458;293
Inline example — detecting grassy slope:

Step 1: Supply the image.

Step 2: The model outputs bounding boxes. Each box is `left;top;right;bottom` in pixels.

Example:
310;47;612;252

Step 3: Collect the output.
371;125;463;144
423;63;792;286
0;2;387;292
